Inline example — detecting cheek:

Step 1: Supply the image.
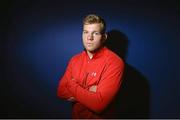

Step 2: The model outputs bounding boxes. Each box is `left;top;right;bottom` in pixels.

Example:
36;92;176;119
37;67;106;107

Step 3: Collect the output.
82;35;85;42
94;39;102;46
82;34;87;40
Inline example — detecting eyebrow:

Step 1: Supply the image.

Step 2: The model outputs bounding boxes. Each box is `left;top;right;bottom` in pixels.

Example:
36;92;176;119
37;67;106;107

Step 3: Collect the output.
83;30;101;32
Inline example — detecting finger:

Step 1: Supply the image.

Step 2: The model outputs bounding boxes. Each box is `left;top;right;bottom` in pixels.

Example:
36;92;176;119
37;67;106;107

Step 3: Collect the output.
89;85;97;92
67;97;75;101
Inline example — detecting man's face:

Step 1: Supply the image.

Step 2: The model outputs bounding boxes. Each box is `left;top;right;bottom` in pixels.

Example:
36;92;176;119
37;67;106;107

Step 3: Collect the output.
82;23;106;53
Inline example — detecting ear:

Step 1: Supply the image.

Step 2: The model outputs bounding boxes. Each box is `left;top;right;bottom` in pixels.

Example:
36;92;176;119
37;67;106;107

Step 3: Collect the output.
104;33;107;39
102;33;107;43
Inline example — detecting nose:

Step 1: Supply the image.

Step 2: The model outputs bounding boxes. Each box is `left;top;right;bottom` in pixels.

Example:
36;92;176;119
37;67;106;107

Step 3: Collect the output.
87;33;94;40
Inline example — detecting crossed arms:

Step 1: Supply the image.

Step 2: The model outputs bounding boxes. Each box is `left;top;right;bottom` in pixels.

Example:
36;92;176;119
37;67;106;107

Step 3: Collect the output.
57;58;124;113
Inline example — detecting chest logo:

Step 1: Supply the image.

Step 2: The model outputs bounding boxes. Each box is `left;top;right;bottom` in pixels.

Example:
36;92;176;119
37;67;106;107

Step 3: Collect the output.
91;72;97;77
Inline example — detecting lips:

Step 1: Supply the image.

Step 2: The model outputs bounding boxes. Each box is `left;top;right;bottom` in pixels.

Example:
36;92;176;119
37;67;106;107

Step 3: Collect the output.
87;43;93;46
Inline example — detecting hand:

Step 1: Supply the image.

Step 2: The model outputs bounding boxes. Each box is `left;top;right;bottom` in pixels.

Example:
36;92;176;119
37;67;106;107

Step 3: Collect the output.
89;85;97;93
67;97;76;102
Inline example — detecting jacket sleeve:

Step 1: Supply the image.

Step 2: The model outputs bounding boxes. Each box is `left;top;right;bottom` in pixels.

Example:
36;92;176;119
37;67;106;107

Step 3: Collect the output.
57;59;74;100
67;58;124;113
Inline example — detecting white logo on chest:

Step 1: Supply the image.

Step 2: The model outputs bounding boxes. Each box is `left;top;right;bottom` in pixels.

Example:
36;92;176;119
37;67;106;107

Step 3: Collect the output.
91;72;97;77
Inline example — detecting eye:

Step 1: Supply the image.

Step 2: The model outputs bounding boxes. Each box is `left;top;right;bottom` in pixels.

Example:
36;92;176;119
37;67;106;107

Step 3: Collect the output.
83;31;88;34
93;32;101;36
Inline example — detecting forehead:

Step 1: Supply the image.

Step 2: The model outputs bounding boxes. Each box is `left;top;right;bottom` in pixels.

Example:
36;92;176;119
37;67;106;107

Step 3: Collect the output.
83;23;102;32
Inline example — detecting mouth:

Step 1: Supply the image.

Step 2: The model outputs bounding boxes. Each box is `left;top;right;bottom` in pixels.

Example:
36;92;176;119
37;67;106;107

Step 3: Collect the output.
87;43;93;46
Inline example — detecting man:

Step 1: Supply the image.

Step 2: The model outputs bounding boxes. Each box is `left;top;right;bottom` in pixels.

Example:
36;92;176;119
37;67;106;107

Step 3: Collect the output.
57;14;124;118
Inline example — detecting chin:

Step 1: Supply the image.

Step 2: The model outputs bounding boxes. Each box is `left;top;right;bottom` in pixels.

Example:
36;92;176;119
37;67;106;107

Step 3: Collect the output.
87;49;94;52
86;48;95;52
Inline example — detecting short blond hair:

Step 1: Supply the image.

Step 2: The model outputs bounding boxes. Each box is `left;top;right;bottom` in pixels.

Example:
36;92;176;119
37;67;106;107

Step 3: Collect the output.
83;14;106;33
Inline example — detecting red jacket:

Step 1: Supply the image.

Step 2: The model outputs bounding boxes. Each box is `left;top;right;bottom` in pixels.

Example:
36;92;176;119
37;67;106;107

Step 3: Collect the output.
57;47;124;118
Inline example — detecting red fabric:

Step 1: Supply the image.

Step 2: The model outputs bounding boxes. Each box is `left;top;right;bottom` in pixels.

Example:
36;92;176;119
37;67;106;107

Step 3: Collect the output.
57;47;124;118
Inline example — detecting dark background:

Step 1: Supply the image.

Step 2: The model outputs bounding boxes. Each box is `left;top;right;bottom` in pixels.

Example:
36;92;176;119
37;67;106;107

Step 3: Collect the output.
1;0;180;118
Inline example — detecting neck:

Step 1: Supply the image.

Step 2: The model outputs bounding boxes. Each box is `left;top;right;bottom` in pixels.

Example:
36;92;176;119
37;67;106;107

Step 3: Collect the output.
87;51;94;59
86;46;104;59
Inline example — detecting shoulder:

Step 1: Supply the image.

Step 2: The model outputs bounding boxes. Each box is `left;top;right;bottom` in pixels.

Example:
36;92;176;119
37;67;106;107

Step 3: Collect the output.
69;51;85;63
105;48;124;67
